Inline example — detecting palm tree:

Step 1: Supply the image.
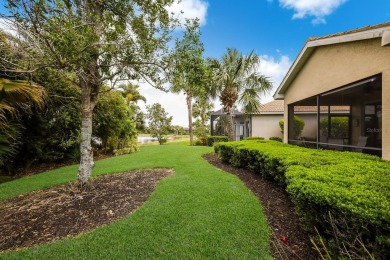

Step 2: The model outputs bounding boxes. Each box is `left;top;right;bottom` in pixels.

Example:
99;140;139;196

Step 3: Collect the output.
0;78;46;127
210;48;273;141
0;78;46;166
119;82;147;107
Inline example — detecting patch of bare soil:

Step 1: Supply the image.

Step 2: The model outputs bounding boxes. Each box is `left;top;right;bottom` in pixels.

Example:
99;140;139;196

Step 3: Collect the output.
203;153;317;260
0;169;173;252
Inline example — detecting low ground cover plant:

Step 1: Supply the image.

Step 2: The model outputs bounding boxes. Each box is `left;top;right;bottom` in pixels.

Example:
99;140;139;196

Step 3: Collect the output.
215;140;390;258
207;136;229;146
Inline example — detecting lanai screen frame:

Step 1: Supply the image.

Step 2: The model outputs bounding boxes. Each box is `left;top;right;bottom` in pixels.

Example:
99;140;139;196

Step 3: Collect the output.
287;74;382;156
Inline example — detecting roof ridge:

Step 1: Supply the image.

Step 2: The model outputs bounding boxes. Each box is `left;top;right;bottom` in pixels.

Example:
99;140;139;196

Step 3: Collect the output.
307;21;390;42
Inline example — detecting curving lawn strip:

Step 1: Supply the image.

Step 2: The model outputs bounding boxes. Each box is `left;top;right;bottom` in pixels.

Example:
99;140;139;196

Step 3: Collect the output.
0;143;272;259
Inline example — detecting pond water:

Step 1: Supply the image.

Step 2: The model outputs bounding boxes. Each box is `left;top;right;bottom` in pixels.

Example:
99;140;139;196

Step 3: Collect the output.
137;136;158;144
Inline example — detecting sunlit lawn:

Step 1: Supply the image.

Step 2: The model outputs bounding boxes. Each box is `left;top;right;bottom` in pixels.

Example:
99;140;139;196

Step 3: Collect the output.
0;142;272;259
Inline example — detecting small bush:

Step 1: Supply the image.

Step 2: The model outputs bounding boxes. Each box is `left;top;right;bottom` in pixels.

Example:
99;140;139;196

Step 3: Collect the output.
207;136;228;146
215;140;389;258
245;136;265;140
279;115;305;138
269;136;282;142
194;139;204;146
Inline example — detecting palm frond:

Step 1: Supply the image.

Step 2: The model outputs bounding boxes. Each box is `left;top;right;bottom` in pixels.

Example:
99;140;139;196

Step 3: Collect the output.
0;78;46;128
239;87;261;114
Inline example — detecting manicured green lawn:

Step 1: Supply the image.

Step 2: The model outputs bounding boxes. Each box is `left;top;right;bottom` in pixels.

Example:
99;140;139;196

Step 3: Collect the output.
0;143;272;259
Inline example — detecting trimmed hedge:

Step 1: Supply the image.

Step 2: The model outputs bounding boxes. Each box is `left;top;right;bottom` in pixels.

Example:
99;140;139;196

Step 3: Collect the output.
245;136;265;140
269;136;282;142
207;136;228;146
215;140;390;258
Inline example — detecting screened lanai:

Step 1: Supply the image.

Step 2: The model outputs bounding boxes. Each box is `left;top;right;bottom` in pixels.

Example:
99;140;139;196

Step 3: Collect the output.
288;75;382;156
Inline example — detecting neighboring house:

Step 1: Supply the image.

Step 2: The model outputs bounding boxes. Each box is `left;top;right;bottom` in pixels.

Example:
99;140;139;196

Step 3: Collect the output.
251;100;284;138
274;22;390;159
210;108;250;140
251;100;349;139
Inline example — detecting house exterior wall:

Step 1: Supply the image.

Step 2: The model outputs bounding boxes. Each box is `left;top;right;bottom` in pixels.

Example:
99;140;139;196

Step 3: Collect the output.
251;114;283;138
283;38;390;159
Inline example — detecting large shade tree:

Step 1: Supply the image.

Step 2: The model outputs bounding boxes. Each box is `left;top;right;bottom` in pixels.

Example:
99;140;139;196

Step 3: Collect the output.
2;0;176;187
210;48;273;141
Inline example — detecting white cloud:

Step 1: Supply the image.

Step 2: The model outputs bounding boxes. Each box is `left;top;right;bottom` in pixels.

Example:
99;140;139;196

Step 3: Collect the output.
278;0;347;24
167;0;208;27
0;18;17;37
258;55;292;102
137;82;190;126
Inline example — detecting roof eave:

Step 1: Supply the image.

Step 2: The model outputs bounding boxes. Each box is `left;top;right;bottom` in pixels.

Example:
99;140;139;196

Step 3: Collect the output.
273;25;390;99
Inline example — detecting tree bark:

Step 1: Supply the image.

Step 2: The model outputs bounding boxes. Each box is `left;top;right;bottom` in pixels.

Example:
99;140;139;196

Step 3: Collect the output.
220;87;238;141
78;82;95;187
187;94;194;145
77;0;101;187
226;107;234;141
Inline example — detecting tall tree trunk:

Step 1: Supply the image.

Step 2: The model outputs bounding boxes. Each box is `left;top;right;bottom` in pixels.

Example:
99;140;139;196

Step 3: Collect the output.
220;87;238;141
78;83;95;187
77;0;101;187
226;106;234;141
187;94;194;145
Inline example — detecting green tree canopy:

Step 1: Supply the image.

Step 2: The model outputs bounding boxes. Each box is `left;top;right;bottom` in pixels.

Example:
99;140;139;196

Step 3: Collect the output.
171;18;209;145
2;0;177;186
146;103;172;145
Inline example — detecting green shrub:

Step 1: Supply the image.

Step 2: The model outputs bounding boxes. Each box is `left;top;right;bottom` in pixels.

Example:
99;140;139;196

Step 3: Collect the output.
207;136;228;146
215;140;389;258
194;139;204;146
245;136;265;140
269;136;282;142
279;115;305;138
320;117;349;138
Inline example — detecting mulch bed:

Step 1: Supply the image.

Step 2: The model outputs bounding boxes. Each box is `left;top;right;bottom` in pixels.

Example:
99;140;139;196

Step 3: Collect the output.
0;169;173;253
203;153;318;260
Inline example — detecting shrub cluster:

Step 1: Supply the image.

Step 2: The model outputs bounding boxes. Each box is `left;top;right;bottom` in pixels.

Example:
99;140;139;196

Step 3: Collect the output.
245;136;265;140
207;136;228;146
215;140;390;258
269;136;282;142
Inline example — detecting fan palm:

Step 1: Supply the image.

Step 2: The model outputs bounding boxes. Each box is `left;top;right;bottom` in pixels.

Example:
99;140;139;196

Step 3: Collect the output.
0;78;46;127
119;82;147;107
210;48;273;140
0;78;46;166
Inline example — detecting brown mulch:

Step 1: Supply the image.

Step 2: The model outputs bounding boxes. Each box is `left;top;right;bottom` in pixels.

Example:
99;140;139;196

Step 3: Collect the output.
0;169;173;252
203;153;318;260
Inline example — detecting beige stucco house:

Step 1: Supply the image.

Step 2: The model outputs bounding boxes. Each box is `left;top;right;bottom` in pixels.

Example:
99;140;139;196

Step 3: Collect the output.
251;100;349;139
274;22;390;159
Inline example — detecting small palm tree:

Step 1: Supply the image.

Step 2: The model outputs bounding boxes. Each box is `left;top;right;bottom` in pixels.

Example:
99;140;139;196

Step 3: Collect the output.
119;83;146;107
0;78;46;166
210;48;272;140
0;78;46;127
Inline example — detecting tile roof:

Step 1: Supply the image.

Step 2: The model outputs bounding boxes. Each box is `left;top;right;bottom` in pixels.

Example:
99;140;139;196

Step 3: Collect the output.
256;100;350;114
258;100;284;112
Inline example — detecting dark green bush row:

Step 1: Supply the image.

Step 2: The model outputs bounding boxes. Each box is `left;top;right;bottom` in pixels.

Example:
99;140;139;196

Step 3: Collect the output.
207;136;228;146
269;136;282;142
215;140;390;258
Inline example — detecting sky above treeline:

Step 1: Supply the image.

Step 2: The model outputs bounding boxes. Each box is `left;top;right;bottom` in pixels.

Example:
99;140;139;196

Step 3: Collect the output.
1;0;390;126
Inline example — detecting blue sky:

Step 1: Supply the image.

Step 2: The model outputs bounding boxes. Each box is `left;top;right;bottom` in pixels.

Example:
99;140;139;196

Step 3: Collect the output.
159;0;390;126
1;0;390;126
